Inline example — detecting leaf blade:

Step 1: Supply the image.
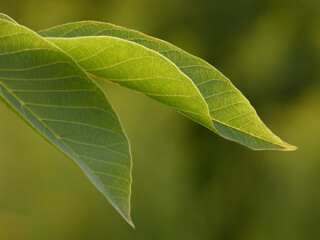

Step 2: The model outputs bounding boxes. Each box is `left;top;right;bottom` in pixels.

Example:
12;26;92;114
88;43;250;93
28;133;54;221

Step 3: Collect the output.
39;21;296;150
0;17;134;226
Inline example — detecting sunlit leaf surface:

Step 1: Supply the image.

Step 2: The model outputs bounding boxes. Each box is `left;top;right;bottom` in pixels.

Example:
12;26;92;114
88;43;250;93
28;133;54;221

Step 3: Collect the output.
40;21;296;150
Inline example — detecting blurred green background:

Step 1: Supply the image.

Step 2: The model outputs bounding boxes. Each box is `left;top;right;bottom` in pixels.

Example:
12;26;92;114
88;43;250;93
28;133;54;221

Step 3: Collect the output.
0;0;319;239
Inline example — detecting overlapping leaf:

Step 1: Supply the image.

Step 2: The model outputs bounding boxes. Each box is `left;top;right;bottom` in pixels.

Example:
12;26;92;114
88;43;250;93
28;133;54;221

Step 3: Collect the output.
0;13;296;228
0;15;133;226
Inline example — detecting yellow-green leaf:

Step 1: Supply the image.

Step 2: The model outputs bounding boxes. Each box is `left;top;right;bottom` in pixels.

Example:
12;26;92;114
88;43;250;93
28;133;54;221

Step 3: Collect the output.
40;21;296;150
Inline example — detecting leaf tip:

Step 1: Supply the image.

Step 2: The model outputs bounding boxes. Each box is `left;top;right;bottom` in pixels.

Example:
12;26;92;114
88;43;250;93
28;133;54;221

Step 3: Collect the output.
115;206;135;228
122;213;135;229
282;142;298;151
128;220;136;229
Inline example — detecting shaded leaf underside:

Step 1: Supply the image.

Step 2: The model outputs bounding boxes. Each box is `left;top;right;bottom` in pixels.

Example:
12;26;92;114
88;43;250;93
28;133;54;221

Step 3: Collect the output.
0;17;133;226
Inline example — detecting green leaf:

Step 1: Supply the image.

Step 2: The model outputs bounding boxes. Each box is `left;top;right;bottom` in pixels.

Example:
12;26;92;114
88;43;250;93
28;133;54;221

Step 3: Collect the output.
0;12;296;228
39;21;296;151
0;15;133;227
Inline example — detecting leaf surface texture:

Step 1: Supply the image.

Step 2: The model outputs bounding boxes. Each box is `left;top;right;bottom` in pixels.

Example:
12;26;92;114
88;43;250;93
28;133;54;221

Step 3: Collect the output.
0;15;133;226
40;21;296;150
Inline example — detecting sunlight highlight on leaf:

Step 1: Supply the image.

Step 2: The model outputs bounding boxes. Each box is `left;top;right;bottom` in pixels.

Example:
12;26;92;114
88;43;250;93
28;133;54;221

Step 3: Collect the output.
40;21;296;150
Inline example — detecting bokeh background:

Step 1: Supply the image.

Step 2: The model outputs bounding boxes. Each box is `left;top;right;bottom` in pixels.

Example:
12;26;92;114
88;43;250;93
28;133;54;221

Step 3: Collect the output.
0;0;319;239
